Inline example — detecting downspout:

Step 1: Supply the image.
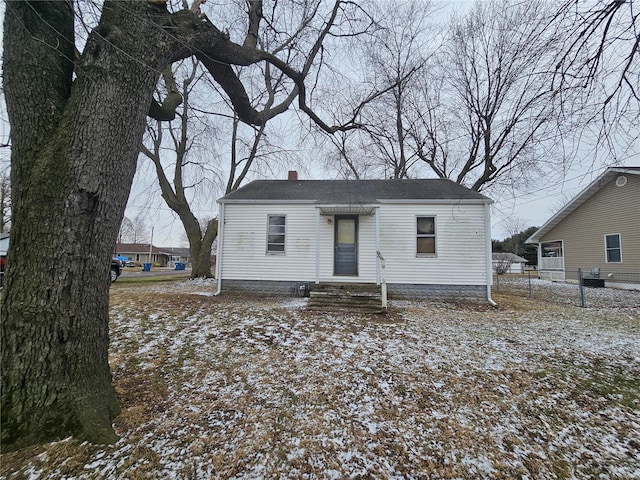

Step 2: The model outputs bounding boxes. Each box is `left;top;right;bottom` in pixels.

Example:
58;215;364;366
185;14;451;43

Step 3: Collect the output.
214;202;225;296
315;207;320;284
485;202;498;307
375;207;381;285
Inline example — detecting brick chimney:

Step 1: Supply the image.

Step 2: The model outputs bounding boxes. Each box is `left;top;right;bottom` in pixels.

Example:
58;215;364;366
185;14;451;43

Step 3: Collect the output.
288;170;298;181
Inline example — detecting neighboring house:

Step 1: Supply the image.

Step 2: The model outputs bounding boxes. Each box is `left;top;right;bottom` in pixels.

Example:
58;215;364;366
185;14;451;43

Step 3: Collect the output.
526;167;640;290
492;252;528;274
215;173;495;301
0;231;8;258
163;247;192;265
0;231;9;276
115;243;186;267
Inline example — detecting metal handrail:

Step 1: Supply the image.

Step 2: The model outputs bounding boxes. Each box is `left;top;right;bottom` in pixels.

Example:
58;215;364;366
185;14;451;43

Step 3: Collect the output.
376;250;387;312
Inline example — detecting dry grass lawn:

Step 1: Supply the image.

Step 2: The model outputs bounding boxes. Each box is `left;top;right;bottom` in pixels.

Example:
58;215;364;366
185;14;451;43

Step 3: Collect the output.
1;279;639;479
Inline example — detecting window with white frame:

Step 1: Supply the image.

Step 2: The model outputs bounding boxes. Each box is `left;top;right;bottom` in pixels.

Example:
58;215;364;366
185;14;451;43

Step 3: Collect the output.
267;215;286;253
605;234;622;263
541;241;563;258
416;216;436;255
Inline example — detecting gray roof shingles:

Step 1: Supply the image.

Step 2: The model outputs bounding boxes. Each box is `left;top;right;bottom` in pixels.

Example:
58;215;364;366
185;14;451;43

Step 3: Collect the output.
219;179;491;204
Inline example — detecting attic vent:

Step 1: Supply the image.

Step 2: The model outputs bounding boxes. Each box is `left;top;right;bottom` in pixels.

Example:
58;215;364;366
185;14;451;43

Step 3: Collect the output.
615;175;627;187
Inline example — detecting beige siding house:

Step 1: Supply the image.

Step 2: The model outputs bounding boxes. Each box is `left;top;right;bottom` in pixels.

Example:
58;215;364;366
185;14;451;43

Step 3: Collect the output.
527;167;640;290
216;175;495;301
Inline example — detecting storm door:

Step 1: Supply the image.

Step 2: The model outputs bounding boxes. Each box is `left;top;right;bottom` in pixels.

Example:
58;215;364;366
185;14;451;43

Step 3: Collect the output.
334;215;358;275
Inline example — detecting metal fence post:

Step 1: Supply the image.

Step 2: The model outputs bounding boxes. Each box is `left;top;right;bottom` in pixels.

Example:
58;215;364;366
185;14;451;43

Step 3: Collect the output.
528;270;532;298
578;268;585;307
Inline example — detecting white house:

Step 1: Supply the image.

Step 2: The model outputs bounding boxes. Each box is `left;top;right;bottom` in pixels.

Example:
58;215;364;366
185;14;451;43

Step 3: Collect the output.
215;174;495;301
0;232;8;257
0;231;9;271
492;252;528;274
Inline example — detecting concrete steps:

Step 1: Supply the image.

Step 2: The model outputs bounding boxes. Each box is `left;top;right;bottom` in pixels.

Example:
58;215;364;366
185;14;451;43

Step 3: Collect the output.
307;283;384;313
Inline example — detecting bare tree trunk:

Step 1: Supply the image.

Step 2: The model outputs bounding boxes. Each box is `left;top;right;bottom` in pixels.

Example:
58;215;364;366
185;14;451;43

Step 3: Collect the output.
1;1;164;451
2;0;364;451
189;219;218;278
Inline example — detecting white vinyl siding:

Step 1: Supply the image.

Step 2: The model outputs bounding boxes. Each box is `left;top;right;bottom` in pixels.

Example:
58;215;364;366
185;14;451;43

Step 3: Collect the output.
220;201;489;286
377;203;488;285
221;204;316;281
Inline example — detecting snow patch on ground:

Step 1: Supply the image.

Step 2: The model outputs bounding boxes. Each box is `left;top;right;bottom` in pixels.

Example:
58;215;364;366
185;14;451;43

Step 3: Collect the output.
4;281;638;479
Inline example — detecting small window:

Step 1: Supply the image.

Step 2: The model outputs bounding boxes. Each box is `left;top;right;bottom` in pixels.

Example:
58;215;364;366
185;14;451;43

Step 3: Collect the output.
417;216;436;255
605;234;622;263
541;241;563;258
267;215;286;254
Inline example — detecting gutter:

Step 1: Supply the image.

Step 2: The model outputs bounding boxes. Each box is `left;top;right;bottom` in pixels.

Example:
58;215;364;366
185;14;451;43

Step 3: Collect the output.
485;203;498;308
213;202;225;296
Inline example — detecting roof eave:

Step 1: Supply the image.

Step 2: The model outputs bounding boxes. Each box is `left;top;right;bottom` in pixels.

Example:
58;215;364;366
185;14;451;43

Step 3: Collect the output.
525;167;636;244
219;198;492;204
378;198;493;205
218;199;318;204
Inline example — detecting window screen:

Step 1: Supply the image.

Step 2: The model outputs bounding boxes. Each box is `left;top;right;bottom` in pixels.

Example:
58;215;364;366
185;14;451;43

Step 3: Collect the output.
267;215;286;253
605;234;621;263
417;216;436;255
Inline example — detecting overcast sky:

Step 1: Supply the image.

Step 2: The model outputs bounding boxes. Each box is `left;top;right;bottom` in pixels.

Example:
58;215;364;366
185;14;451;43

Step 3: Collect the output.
124;149;638;249
129;0;639;246
1;1;637;247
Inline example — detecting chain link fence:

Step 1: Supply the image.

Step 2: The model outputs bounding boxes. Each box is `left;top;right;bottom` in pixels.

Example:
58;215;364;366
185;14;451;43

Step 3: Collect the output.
493;270;640;309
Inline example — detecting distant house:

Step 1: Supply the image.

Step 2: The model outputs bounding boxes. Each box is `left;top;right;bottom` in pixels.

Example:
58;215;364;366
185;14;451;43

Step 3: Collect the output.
0;231;8;257
0;231;9;275
115;243;186;267
526;167;640;290
163;247;192;265
492;252;528;274
216;174;496;301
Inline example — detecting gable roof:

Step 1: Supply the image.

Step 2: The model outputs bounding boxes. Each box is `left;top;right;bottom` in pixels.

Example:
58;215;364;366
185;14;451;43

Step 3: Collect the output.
526;167;640;244
218;179;492;204
161;247;191;257
492;252;528;263
116;243;179;255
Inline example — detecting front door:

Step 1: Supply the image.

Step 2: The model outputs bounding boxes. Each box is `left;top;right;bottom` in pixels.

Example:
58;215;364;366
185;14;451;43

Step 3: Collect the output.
334;215;358;275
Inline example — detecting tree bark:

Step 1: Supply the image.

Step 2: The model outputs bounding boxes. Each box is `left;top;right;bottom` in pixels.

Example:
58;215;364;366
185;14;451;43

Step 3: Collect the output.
1;0;351;451
189;219;218;278
0;1;197;451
